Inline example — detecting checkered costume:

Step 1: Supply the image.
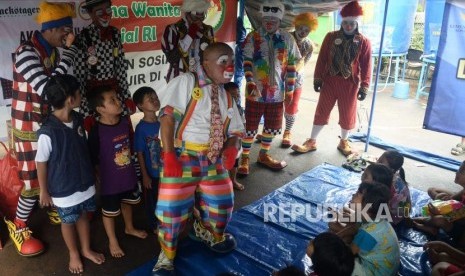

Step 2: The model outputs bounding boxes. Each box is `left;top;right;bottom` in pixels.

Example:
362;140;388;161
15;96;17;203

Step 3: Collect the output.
161;17;214;83
73;23;131;118
11;31;75;194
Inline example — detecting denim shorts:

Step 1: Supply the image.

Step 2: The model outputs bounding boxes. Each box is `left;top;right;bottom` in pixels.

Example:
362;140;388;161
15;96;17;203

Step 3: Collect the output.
56;197;96;224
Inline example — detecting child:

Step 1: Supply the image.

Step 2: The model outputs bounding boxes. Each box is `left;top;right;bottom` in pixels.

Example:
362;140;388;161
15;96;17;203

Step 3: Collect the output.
350;182;400;276
36;75;105;274
224;82;245;191
133;87;162;233
362;163;394;189
428;160;465;202
378;150;411;225
87;85;148;258
424;241;465;276
329;163;394;242
306;232;355;276
413;161;465;247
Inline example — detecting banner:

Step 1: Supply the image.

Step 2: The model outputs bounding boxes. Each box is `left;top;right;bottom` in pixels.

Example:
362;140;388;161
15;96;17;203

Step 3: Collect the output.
424;0;465;137
0;0;237;106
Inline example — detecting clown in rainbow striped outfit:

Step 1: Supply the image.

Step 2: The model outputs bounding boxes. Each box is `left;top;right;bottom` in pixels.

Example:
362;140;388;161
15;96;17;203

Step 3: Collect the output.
153;42;244;273
238;0;300;176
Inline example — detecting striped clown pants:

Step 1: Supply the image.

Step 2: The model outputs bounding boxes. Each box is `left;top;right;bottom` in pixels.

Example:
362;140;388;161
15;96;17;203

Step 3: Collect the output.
156;150;234;260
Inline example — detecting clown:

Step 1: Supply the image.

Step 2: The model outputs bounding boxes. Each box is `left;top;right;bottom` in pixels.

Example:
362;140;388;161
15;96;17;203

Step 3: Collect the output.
292;1;372;156
153;42;244;274
6;1;76;257
281;12;318;147
161;0;215;83
238;0;300;175
73;0;136;131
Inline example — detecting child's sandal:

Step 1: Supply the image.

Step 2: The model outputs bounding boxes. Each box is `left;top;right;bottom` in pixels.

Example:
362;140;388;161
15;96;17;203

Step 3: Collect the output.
451;143;465;156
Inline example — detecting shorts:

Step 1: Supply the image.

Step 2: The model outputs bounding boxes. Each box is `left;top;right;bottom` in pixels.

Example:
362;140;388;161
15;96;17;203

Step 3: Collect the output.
56;197;96;224
101;189;141;217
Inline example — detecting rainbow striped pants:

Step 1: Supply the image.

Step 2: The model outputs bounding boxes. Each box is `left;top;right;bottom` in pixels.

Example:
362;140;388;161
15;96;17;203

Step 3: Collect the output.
156;150;234;259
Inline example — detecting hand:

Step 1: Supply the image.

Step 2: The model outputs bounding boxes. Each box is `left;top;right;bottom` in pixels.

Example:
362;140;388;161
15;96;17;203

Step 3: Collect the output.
222;146;238;170
423;241;447;252
142;175;152;190
313;80;322;92
40;190;53;207
188;23;200;38
163;151;183;177
428;202;441;215
246;82;259;97
65;32;75;48
124;99;137;115
284;93;293;107
436;192;451;201
357;87;367;101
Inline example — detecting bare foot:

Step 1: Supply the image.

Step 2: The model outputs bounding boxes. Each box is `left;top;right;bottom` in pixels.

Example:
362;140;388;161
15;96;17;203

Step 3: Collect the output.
69;252;84;274
81;249;105;264
125;228;148;239
109;242;125;258
233;181;245;191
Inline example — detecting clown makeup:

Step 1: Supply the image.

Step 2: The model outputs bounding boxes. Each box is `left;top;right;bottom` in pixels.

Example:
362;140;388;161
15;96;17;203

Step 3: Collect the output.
342;20;357;35
188;11;206;23
262;16;280;34
90;2;112;28
295;25;310;40
217;54;235;79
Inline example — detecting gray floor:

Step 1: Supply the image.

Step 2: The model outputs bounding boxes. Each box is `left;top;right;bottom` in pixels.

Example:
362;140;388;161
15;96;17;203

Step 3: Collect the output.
0;55;463;275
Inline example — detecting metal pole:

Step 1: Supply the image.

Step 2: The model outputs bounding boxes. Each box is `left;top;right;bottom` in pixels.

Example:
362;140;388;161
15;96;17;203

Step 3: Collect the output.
365;0;390;152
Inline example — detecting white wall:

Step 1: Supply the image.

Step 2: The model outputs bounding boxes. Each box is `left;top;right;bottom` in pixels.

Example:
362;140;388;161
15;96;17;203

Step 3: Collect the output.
0;105;10;141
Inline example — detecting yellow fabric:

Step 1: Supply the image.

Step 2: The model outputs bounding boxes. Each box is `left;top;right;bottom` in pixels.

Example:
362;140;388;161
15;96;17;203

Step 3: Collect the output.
36;1;75;24
184;141;210;152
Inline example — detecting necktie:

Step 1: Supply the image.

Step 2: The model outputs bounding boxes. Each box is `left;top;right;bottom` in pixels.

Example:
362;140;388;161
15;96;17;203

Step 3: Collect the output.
207;84;224;163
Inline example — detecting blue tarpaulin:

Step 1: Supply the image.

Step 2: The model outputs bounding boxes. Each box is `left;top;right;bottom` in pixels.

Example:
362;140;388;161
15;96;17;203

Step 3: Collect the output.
424;0;465;137
424;0;446;55
129;164;433;276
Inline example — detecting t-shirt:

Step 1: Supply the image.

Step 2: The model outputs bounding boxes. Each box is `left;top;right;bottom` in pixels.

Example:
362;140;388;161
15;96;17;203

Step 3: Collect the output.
88;117;137;195
389;173;411;225
134;120;162;178
352;220;400;276
36;121;95;208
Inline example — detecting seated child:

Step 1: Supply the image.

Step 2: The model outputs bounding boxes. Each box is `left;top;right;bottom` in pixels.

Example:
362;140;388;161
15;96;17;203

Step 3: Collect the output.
224;82;245;191
329;163;394;242
36;75;105;273
87;85;148;258
424;241;465;276
428;161;465;202
350;182;400;276
133;87;162;233
413;161;465;247
377;150;411;225
306;232;355;276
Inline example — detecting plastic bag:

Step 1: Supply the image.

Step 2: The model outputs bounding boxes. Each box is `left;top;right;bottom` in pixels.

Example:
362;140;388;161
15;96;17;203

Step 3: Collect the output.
0;142;23;219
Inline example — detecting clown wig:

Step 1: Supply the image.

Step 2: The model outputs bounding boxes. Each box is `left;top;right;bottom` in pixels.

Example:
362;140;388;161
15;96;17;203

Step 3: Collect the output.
36;1;75;31
294;12;318;32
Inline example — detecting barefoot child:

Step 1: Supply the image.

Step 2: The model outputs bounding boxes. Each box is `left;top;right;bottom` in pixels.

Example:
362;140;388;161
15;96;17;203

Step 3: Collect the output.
88;86;148;258
224;82;245;191
133;87;162;233
36;75;105;273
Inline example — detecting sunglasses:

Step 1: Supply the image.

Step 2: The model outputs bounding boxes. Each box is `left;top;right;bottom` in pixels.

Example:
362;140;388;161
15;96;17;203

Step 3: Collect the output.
263;6;280;13
95;7;112;17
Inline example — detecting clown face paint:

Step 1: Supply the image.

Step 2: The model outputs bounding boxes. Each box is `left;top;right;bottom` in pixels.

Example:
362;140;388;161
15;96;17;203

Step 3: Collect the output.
217;55;235;79
295;25;310;41
262;16;280;34
90;2;112;28
342;20;358;35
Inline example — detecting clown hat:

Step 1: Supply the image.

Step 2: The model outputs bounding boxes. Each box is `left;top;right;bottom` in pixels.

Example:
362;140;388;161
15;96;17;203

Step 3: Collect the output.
294;12;318;32
181;0;211;14
340;1;363;22
36;1;75;31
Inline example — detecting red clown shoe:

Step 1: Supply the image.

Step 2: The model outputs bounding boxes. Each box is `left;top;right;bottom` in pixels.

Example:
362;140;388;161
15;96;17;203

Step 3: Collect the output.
4;217;44;256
